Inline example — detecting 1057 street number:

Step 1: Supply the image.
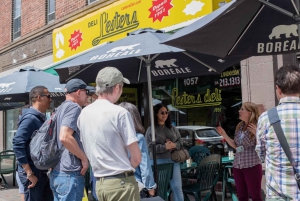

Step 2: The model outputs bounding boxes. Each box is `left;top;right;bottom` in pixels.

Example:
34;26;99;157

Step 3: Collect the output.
184;77;198;86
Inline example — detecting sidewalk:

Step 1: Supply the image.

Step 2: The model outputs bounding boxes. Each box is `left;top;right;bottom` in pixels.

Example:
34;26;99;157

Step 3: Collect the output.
0;174;20;201
0;172;254;201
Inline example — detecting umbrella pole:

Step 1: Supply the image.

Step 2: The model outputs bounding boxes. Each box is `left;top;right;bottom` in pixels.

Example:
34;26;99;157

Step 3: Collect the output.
296;1;300;54
146;60;158;194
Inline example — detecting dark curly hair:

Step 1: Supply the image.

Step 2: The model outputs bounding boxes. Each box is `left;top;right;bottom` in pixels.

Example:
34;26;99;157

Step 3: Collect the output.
153;103;172;129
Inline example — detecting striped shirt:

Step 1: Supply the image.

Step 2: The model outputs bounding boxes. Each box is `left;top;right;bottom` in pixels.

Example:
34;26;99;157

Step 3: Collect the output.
233;123;261;169
256;96;300;200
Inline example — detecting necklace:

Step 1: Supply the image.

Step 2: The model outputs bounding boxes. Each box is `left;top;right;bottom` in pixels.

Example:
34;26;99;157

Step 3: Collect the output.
159;124;165;129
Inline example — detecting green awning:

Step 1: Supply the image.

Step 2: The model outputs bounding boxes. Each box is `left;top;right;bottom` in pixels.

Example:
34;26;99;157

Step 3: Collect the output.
44;67;58;76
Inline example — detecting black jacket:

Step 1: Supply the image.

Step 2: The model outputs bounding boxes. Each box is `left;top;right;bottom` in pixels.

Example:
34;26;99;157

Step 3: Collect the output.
13;108;46;173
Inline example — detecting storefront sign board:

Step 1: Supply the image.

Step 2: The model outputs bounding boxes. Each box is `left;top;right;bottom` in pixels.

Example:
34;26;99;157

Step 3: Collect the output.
52;0;231;62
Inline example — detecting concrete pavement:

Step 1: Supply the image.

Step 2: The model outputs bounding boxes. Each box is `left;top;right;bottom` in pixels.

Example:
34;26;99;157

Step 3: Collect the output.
0;172;262;201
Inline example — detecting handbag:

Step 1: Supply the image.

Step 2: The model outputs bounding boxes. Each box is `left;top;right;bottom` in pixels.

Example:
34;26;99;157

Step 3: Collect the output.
171;148;190;163
268;107;300;190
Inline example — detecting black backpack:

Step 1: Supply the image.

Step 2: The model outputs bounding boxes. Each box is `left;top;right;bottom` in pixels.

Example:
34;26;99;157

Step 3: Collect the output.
30;105;65;170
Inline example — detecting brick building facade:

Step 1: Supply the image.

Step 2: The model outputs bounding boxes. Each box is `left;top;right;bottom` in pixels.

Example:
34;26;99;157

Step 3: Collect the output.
0;0;117;151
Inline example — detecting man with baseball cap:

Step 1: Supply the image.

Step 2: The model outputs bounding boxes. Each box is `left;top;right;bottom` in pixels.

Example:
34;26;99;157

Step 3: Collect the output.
49;78;93;201
78;67;141;201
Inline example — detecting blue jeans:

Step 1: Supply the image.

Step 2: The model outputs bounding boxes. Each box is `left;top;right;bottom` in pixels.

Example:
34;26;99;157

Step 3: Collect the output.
18;168;53;201
16;171;24;194
50;170;85;201
151;158;184;201
90;168;98;201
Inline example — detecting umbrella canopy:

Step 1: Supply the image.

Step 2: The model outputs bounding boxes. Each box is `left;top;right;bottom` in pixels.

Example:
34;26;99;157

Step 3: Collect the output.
54;29;245;84
0;67;66;102
163;0;300;58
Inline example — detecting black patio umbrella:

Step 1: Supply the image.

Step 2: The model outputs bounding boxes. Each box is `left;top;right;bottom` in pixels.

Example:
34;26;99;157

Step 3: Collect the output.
0;66;66;102
163;0;300;58
54;28;244;185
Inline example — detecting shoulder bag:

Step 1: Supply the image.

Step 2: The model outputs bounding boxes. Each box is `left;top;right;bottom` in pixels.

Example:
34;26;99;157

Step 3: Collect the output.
171;148;189;163
268;107;300;190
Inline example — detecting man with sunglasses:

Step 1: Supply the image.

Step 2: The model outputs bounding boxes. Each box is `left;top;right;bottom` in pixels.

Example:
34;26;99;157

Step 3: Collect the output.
13;86;53;201
78;67;141;201
49;78;94;201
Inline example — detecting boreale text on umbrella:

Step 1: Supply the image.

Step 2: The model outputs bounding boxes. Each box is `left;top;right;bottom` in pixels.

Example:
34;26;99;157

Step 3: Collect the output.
258;24;300;54
90;43;142;60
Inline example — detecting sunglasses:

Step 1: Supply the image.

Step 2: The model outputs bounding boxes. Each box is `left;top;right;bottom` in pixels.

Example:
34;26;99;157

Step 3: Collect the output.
40;94;51;99
159;111;170;115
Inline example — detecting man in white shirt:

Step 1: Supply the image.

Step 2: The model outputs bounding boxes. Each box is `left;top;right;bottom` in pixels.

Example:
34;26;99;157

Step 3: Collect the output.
78;67;141;201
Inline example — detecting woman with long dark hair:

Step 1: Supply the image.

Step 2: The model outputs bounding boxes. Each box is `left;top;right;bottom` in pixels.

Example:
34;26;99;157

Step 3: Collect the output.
217;102;262;201
145;103;183;201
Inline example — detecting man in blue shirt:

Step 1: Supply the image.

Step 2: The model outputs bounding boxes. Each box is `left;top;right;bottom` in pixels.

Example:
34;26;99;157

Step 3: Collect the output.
49;78;93;201
13;86;53;201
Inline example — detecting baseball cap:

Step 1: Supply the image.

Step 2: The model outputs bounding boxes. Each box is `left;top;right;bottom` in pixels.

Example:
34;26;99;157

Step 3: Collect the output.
96;67;130;87
64;78;94;94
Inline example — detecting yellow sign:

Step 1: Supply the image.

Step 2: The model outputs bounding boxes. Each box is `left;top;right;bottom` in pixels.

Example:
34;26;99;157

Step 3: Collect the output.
53;0;231;62
172;87;222;108
82;190;89;201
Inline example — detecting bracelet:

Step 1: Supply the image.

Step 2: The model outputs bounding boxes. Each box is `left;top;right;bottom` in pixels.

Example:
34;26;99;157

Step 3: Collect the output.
27;172;34;179
23;164;29;170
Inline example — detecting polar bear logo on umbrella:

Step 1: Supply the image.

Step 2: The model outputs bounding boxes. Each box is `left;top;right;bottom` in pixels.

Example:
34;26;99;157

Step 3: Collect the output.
0;82;15;88
269;24;298;39
155;59;178;68
107;43;140;53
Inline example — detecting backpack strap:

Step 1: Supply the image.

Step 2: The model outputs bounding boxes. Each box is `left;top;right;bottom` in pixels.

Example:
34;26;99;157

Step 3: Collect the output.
267;107;300;188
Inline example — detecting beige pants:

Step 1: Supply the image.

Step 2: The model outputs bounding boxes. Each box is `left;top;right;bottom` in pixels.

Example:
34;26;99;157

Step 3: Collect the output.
96;175;139;201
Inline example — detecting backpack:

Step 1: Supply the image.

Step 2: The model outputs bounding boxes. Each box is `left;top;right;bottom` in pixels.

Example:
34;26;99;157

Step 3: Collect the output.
29;105;65;170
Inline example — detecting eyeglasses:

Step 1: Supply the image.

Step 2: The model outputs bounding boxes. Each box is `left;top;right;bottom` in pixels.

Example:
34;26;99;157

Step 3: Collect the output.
159;111;170;115
40;94;51;99
79;89;89;95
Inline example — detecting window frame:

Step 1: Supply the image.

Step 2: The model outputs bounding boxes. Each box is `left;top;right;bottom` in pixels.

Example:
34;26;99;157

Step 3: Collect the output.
88;0;98;4
47;0;55;23
13;0;21;40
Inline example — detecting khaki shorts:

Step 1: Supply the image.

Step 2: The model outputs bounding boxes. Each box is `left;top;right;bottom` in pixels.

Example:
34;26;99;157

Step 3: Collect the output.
96;174;139;201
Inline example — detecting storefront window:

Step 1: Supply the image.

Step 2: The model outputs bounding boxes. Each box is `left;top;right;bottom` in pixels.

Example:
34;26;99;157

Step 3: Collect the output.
4;98;64;150
5;108;22;150
151;66;241;137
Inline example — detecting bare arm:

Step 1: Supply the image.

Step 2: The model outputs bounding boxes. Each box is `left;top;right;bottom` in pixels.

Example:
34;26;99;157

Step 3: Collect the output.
127;141;141;168
22;163;38;188
216;126;237;149
59;126;89;175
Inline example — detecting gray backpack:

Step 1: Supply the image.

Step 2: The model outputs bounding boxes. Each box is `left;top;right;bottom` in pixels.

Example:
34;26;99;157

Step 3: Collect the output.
30;105;65;170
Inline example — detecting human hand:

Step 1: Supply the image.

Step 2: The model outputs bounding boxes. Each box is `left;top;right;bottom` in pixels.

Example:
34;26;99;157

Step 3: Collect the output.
80;158;89;176
148;189;155;197
216;126;226;136
165;141;176;150
247;123;257;134
27;174;38;188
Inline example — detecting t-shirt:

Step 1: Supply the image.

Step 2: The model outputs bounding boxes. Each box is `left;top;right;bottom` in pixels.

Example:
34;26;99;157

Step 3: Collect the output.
78;99;138;177
53;100;84;172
